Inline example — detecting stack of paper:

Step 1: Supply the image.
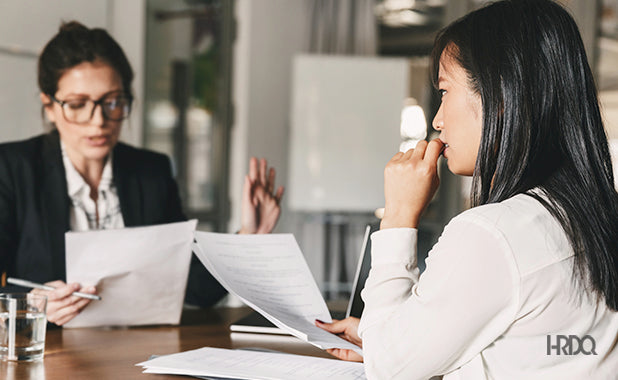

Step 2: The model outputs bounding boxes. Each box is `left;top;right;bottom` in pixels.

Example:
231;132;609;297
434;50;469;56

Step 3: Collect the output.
137;347;366;380
192;232;362;355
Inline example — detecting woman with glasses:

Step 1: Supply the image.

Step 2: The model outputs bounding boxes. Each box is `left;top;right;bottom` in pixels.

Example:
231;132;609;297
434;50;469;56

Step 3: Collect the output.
0;21;284;326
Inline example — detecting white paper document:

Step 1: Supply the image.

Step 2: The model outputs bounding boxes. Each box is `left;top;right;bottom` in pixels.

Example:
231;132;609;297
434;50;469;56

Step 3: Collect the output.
192;232;363;355
137;346;367;380
64;220;197;328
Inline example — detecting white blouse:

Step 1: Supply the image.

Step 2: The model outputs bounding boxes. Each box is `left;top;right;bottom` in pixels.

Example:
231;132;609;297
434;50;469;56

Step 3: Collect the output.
358;193;618;380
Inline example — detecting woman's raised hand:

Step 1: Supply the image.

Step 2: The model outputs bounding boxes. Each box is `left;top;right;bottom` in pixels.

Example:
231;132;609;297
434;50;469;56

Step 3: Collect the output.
381;139;444;230
239;157;284;234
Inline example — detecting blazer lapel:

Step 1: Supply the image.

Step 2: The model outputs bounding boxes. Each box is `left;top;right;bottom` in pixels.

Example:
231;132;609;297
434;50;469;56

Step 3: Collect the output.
40;131;70;281
113;143;143;226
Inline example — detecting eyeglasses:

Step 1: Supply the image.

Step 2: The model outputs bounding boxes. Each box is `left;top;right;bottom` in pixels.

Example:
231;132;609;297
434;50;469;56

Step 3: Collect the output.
49;92;133;124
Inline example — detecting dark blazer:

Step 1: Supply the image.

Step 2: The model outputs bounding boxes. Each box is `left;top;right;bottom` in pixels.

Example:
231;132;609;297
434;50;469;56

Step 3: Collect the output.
0;130;225;307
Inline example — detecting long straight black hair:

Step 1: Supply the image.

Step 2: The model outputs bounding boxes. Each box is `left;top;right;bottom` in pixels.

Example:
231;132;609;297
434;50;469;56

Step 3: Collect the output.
431;0;618;310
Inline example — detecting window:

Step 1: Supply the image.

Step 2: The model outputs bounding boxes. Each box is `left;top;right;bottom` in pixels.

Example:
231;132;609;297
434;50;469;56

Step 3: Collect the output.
143;0;234;231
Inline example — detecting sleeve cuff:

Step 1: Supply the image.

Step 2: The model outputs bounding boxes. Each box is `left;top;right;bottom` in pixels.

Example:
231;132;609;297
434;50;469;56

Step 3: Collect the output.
370;227;418;267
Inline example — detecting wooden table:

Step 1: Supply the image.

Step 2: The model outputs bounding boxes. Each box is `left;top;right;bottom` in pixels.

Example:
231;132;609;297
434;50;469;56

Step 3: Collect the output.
0;307;336;380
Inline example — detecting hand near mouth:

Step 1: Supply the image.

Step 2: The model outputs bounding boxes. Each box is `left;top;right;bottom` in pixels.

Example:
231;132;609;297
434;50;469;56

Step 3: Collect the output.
381;138;444;229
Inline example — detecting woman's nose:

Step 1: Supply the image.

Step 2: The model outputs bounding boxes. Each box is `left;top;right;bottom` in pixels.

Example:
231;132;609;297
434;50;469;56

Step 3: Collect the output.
432;104;444;131
90;103;106;126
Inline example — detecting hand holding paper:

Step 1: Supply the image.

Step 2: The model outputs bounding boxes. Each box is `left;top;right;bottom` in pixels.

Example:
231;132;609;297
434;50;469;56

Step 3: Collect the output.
64;220;197;328
192;231;363;356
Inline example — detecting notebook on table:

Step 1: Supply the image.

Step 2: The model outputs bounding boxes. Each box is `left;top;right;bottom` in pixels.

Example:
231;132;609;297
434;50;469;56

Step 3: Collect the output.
230;223;378;335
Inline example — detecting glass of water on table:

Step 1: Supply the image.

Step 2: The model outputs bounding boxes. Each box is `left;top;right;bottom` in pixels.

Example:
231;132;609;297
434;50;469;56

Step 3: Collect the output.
0;294;47;361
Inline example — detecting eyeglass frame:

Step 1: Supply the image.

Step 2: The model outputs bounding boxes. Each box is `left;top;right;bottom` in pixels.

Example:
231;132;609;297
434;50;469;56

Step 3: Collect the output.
47;91;134;124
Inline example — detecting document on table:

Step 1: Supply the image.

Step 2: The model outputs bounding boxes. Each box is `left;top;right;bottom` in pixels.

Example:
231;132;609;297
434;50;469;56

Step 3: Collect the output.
137;346;367;380
64;220;197;328
192;232;363;355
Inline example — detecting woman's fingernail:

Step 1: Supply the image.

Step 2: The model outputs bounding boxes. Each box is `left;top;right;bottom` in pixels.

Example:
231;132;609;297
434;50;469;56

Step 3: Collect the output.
315;319;324;324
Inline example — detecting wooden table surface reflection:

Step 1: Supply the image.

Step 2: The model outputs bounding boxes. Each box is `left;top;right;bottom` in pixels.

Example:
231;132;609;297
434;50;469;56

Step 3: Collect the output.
0;307;335;380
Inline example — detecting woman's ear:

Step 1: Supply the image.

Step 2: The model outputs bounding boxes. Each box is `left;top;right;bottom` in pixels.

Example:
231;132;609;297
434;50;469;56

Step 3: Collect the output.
40;93;56;124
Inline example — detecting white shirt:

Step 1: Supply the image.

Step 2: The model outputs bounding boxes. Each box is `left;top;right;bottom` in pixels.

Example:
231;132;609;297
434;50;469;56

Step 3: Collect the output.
358;193;618;380
61;144;124;231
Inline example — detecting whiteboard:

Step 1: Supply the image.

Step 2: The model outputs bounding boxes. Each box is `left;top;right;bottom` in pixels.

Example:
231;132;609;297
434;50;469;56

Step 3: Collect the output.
288;55;410;212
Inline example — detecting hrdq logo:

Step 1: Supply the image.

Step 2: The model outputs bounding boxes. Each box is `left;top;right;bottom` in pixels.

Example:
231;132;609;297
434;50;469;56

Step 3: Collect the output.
546;335;597;355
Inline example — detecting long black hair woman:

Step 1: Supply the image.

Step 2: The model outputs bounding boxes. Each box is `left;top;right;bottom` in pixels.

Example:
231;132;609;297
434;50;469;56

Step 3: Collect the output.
317;1;618;378
0;22;284;326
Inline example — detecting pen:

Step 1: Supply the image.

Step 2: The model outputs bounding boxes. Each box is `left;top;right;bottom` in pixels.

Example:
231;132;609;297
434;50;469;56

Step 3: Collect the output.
6;277;102;301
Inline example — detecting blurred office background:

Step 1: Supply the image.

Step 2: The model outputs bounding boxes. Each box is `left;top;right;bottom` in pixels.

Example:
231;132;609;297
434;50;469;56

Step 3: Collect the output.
1;0;617;303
